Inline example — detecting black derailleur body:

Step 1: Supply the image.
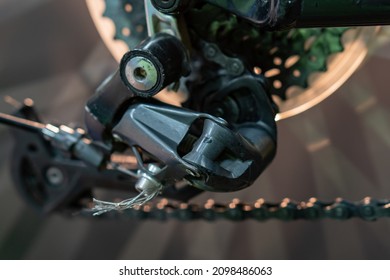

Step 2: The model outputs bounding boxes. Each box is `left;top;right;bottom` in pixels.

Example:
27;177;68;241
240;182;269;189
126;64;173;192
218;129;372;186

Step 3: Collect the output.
85;32;278;193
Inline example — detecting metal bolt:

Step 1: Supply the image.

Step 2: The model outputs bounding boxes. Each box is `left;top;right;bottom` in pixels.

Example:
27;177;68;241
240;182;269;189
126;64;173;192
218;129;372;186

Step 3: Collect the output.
46;167;64;186
125;56;158;91
205;45;217;59
228;61;244;76
135;164;161;195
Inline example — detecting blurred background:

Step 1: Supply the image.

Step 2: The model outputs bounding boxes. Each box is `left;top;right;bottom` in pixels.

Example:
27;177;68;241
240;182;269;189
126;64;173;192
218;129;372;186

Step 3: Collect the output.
1;0;390;260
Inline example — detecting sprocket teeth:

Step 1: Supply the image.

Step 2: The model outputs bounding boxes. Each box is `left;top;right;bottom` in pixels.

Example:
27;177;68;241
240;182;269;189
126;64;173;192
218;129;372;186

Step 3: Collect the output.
103;0;148;49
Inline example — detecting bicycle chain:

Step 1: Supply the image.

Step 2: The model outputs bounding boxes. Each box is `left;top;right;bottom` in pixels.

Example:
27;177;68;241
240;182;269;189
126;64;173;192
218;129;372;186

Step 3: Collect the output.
85;197;390;221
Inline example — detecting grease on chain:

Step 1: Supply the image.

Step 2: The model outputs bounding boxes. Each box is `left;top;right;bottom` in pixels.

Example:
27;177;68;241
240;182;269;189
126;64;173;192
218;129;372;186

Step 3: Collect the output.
85;197;390;221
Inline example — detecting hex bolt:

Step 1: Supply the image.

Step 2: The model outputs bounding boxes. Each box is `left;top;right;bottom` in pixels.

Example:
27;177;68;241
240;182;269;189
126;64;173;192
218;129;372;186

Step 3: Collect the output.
124;56;159;92
120;33;190;97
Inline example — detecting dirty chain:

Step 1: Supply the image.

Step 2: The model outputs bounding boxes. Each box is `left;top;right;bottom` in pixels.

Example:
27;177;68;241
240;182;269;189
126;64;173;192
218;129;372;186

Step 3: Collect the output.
85;197;390;221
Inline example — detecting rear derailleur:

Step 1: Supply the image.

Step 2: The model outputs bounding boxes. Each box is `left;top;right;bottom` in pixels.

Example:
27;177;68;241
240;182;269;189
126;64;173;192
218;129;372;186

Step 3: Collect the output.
4;32;278;217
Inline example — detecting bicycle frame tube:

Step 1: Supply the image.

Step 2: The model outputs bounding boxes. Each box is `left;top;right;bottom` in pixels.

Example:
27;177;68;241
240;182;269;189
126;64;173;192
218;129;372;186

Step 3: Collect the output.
298;0;390;28
205;0;390;30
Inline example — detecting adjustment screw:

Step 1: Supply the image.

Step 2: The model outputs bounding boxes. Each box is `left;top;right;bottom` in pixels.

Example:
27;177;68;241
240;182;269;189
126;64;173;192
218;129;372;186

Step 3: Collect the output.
124;56;158;92
46;167;64;186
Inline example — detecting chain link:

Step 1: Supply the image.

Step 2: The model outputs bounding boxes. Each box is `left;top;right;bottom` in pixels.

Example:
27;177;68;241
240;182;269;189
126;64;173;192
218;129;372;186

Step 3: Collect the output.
86;197;390;221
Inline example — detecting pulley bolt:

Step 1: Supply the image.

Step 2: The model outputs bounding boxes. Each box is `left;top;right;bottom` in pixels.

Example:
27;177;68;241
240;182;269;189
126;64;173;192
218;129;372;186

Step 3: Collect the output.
46;167;64;186
125;57;158;92
120;33;190;97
